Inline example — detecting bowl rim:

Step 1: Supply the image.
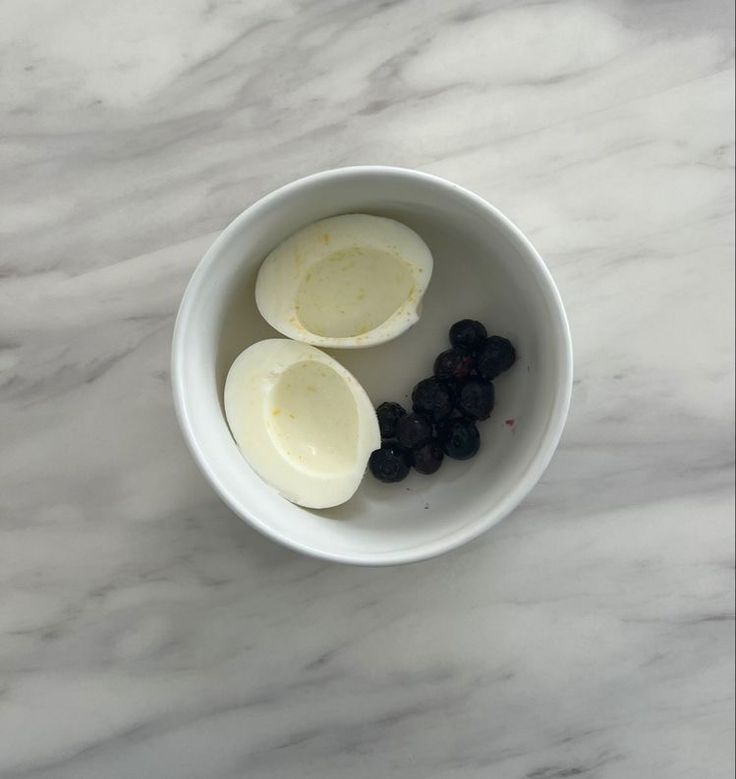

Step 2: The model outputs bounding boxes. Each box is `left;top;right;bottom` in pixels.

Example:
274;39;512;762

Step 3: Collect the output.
171;165;573;566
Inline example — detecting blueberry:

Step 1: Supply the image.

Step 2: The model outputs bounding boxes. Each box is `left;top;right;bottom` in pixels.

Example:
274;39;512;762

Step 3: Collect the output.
441;380;463;408
449;319;487;352
376;401;406;439
459;380;495;420
396;413;433;449
412;440;444;475
369;443;411;483
412;377;453;422
433;348;475;382
477;336;516;380
439;418;480;460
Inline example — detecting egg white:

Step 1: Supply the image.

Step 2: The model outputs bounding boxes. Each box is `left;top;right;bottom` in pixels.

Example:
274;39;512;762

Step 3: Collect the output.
224;339;380;509
255;214;433;348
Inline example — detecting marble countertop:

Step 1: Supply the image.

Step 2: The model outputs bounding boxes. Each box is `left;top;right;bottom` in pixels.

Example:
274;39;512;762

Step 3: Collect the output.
1;1;734;777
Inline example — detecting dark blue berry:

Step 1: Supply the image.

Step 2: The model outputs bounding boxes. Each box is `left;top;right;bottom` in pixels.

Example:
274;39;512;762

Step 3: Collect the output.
412;377;453;423
477;336;516;380
459;380;495;420
396;413;433;449
439;418;480;460
449;319;487;352
440;380;464;412
412;440;444;475
434;348;475;382
376;402;406;439
369;443;411;483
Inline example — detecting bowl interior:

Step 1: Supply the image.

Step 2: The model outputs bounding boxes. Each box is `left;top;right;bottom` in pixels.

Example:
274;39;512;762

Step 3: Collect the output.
174;169;570;563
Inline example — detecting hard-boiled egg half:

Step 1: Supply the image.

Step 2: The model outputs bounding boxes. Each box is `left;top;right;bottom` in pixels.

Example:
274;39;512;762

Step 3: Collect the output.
255;214;433;348
224;339;380;509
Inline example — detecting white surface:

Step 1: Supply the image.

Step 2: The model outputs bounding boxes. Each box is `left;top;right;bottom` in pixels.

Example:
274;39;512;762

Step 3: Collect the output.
174;167;572;563
223;339;380;510
0;0;734;777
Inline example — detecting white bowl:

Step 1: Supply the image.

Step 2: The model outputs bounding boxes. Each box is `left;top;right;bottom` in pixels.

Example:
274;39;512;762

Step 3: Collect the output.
172;167;572;565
